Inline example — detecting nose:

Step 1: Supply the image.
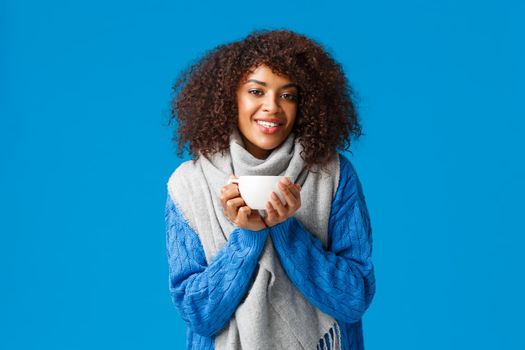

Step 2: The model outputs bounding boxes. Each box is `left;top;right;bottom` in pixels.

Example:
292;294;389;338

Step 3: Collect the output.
262;92;282;114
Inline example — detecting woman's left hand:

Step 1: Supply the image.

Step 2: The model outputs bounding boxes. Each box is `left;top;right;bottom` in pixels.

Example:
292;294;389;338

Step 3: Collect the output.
263;177;302;227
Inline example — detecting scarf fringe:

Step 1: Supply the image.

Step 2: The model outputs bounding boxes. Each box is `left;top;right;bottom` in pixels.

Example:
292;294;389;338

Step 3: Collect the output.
317;322;342;350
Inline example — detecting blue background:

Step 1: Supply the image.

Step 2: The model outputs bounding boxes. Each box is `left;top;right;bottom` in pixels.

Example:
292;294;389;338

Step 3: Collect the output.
2;0;524;349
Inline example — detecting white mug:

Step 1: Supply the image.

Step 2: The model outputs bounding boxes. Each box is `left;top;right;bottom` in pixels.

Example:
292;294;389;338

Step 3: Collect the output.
227;176;290;210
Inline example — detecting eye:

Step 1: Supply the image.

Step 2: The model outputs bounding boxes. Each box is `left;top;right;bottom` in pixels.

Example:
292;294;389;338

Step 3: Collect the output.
281;93;298;101
248;89;263;96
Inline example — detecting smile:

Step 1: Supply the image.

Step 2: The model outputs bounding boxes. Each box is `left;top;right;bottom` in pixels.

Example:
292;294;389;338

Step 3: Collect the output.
255;120;282;134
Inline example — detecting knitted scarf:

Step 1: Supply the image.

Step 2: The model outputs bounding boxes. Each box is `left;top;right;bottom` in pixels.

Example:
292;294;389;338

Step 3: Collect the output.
167;128;342;350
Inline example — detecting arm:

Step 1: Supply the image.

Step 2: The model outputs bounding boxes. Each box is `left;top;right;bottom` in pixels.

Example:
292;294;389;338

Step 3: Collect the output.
269;156;376;324
165;194;269;337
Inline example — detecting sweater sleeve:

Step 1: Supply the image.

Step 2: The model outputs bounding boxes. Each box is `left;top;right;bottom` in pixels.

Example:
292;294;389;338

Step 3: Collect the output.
165;193;270;337
269;155;376;324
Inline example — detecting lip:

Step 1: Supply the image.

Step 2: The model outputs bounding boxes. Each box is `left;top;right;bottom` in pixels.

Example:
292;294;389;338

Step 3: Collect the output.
255;120;282;134
255;118;284;125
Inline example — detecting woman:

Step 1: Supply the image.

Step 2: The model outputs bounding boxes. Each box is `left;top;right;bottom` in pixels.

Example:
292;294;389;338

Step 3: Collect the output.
165;29;376;350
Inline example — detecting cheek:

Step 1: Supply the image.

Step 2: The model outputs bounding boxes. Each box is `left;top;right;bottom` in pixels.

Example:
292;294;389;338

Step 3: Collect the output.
237;98;258;117
285;105;298;122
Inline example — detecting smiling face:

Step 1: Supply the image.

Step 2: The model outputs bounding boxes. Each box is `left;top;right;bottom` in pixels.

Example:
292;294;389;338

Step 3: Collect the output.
235;64;299;159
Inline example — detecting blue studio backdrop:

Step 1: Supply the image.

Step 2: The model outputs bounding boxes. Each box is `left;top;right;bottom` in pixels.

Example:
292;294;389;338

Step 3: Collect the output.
2;0;524;349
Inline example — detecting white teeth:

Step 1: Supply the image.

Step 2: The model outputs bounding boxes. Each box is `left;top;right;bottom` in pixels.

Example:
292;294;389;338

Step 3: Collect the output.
256;120;280;128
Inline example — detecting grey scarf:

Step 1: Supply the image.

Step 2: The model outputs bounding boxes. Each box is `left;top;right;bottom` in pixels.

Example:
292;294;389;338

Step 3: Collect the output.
167;128;342;350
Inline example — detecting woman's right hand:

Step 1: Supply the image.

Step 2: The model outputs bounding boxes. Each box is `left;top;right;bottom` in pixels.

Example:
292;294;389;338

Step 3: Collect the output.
220;175;267;232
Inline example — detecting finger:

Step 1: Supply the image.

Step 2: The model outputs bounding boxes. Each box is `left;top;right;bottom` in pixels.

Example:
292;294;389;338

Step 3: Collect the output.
265;201;278;221
278;180;300;195
235;206;250;226
281;182;301;203
248;210;262;222
227;174;238;185
225;197;245;220
288;183;301;197
221;183;240;198
220;184;241;207
270;191;287;217
278;182;299;209
228;197;245;212
289;184;302;209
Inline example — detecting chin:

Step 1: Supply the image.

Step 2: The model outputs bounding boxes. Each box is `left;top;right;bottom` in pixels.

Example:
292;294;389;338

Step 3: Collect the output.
258;135;287;146
253;141;280;151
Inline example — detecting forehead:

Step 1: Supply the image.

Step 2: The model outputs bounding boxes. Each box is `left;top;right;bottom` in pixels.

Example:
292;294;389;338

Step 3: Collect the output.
241;65;296;87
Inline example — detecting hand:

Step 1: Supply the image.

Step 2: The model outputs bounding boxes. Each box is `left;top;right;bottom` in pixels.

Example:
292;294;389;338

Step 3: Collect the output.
263;177;302;227
219;174;268;232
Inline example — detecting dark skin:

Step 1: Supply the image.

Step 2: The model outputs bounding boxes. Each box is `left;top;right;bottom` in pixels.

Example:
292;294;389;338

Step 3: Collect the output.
219;175;302;231
219;65;304;231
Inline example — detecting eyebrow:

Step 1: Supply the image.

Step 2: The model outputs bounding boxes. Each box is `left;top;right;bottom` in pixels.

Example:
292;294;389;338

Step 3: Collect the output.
245;79;299;89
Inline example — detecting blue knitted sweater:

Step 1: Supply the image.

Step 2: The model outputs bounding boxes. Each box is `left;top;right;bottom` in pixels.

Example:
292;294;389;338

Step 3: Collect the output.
165;153;376;350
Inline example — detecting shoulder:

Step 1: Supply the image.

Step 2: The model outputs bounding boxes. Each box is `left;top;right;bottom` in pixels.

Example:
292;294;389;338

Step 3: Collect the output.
166;158;200;202
337;153;358;189
167;158;200;183
332;153;364;209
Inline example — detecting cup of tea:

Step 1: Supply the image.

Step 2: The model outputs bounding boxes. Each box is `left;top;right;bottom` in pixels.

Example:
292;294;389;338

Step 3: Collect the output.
227;176;291;210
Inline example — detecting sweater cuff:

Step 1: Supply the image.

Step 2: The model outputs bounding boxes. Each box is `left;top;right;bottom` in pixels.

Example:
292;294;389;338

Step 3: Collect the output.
236;226;270;250
269;216;296;246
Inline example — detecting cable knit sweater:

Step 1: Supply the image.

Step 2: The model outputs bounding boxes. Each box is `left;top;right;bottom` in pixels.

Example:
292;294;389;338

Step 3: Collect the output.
165;153;376;350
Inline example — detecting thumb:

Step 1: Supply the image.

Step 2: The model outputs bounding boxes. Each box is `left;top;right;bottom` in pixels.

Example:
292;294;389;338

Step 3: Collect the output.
240;206;251;219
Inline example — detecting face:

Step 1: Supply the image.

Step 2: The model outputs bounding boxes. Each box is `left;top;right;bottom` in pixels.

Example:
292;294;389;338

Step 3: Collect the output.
236;64;299;159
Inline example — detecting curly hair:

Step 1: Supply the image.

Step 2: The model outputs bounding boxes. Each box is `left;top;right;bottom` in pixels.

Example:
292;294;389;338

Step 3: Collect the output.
167;29;363;171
